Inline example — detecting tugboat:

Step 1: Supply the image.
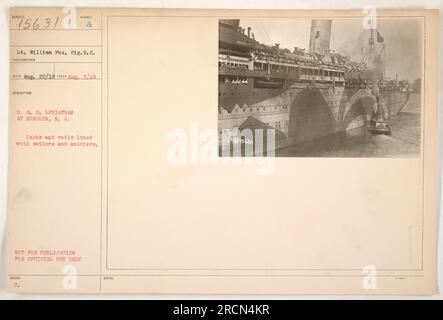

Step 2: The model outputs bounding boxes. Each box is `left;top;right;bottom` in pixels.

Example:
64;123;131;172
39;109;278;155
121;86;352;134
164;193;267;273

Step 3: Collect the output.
368;96;391;135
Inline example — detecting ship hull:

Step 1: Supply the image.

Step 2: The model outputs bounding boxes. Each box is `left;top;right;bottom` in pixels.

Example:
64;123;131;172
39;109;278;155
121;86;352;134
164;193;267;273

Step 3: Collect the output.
218;79;410;153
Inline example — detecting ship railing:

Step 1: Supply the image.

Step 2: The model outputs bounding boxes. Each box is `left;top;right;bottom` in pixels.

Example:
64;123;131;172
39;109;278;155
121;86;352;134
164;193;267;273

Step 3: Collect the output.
298;74;345;83
218;53;250;62
219;63;249;70
219;66;300;80
322;76;343;82
254;58;300;68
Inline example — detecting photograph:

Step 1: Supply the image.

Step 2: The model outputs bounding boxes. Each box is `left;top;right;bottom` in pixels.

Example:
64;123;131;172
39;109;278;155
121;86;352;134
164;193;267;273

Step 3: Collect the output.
218;18;423;157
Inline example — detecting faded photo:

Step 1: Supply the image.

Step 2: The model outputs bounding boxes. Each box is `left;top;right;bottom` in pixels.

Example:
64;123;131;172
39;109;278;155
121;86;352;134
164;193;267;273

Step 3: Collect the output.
218;18;423;157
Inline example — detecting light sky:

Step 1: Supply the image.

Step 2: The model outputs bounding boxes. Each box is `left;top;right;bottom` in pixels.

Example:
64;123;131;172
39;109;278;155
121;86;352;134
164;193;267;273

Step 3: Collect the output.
239;18;422;82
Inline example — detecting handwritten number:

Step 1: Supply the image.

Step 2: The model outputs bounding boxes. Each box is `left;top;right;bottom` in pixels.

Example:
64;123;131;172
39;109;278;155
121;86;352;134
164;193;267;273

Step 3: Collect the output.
43;18;51;29
23;18;31;30
17;17;61;30
32;18;40;30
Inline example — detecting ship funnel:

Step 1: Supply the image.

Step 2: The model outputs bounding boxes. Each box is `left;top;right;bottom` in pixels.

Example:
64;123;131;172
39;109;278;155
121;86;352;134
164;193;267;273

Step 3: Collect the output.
309;20;332;54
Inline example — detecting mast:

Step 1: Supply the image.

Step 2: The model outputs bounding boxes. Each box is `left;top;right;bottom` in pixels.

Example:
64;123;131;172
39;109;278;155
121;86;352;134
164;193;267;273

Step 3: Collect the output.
361;26;384;81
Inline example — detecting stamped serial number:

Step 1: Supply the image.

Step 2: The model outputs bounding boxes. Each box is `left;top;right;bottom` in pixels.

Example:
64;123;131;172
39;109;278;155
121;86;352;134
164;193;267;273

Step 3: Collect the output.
173;304;270;318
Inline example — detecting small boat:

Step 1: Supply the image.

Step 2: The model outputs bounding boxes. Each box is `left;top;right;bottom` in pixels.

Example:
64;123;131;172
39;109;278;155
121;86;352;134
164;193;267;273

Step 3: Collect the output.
368;117;391;135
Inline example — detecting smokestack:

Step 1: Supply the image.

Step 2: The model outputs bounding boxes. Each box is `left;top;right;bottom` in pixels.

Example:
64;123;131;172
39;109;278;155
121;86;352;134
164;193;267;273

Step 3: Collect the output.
247;27;251;37
309;20;332;54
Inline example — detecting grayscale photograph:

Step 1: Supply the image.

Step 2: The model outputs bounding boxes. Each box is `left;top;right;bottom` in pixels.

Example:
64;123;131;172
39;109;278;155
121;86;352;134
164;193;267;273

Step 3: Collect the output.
218;18;423;157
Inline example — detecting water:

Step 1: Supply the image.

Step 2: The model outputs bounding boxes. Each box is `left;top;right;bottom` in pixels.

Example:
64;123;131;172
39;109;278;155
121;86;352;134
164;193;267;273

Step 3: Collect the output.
276;93;421;158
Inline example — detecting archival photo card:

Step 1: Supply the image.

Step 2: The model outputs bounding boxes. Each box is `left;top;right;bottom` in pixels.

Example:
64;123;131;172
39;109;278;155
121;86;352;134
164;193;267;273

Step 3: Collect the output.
218;18;423;158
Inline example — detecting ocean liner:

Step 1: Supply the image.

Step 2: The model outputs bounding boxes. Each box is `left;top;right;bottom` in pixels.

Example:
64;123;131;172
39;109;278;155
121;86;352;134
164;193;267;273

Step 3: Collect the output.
218;19;411;153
